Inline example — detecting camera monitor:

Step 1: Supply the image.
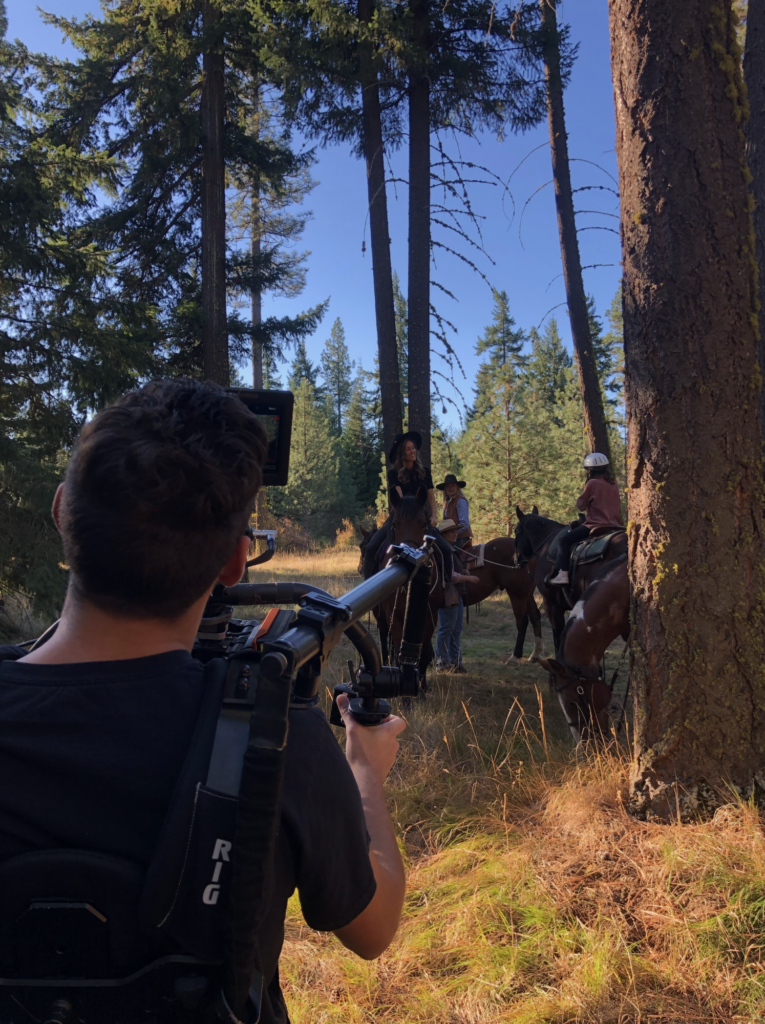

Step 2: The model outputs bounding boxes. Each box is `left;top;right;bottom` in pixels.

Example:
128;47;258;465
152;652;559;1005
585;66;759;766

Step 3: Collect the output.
228;389;294;487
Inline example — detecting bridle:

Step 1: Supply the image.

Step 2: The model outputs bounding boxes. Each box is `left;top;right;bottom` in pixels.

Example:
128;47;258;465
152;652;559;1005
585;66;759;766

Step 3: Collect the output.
514;528;551;571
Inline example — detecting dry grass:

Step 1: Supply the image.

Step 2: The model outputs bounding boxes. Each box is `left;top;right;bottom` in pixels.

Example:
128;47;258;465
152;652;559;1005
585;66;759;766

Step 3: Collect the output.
253;550;765;1024
247;546;360;586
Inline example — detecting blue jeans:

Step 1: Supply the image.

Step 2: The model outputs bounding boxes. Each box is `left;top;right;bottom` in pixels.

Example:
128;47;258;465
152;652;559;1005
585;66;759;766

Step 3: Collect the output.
436;599;463;667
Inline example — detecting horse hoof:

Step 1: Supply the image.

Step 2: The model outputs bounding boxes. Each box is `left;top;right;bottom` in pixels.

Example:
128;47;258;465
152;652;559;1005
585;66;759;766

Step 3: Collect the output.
504;654;520;666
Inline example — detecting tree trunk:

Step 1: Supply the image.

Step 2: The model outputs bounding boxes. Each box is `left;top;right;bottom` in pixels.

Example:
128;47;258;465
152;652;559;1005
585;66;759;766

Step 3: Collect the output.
251;198;263;388
608;0;765;819
251;86;263;390
744;0;765;459
540;0;611;460
200;0;228;384
407;0;431;466
359;0;403;456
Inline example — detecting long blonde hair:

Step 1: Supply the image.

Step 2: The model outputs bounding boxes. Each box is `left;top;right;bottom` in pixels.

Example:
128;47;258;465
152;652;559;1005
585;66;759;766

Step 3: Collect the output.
394;444;427;484
443;485;465;502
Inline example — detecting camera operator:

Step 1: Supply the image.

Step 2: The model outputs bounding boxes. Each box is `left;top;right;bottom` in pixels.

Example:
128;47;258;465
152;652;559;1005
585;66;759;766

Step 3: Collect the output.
0;378;406;1023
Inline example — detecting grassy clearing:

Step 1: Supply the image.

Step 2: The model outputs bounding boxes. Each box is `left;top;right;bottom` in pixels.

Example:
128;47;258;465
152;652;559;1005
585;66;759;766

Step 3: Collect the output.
248;550;765;1023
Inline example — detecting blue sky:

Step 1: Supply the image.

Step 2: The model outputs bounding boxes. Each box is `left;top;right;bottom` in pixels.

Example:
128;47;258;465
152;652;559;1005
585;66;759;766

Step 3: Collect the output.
7;0;620;428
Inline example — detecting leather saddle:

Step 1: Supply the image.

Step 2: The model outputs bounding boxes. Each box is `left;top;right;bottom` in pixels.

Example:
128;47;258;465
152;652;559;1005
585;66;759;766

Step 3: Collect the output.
547;526;625;586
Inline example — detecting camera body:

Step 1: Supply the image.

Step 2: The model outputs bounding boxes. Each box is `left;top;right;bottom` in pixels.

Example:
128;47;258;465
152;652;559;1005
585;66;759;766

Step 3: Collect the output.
227;388;294;486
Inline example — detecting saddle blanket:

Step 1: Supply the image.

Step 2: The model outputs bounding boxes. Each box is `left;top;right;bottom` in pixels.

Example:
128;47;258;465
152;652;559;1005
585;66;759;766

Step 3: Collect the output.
474;543;485;568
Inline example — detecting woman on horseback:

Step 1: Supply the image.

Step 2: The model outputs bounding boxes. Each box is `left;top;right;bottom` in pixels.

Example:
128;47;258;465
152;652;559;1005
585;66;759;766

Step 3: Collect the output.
362;432;453;580
550;453;622;586
436;474;472;549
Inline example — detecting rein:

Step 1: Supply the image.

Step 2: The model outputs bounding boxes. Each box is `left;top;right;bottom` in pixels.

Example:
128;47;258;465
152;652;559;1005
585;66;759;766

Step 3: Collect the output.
514;523;561;569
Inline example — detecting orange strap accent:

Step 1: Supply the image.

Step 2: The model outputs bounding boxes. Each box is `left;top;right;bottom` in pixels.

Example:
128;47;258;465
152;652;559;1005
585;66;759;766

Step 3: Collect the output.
253;608;280;646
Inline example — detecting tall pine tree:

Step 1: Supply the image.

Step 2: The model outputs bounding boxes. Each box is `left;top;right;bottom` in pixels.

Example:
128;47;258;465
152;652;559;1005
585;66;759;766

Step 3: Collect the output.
472;290;527;417
320;318;355;434
522;318;572;419
270;380;359;538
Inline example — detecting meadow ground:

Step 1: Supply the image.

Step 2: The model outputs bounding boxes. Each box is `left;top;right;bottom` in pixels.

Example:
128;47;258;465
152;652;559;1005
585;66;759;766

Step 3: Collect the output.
244;548;765;1024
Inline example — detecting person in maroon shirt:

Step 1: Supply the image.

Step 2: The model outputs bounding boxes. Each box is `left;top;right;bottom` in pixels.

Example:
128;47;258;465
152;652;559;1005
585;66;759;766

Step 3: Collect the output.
550;453;623;586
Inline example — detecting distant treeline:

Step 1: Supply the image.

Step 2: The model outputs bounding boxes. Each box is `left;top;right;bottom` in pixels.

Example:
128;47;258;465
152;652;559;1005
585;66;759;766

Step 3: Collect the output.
262;286;624;547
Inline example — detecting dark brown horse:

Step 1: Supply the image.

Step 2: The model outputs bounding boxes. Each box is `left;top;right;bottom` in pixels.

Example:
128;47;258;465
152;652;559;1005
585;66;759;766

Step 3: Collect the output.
376;490;441;685
359;528;545;664
537;555;629;743
514;508;627;653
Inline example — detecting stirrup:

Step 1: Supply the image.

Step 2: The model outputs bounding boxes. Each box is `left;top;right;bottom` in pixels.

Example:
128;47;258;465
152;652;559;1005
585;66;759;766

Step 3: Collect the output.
550;570;569;585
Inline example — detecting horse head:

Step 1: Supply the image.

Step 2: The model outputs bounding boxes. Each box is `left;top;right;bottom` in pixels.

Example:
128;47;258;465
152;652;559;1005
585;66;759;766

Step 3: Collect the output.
513;505;540;566
388;488;430;558
536;656;612;744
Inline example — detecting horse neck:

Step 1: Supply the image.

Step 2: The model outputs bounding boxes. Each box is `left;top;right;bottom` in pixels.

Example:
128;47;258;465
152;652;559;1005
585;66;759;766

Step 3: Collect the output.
560;577;625;672
522;516;564;554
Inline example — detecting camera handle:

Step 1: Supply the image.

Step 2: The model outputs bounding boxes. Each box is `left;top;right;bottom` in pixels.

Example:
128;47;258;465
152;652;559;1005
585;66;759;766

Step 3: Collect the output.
329;560;432;727
257;540;433;725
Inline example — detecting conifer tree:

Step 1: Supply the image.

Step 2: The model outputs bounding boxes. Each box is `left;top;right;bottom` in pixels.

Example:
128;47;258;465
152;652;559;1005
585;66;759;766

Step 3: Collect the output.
288;341;322;392
227;86;325;387
342;372;383;510
320;318;355;434
587;293;624;411
0;17;138;618
522;318;572;418
269;380;359;538
539;0;611;459
252;0;548;459
41;0;317;379
472;290;527;417
610;0;765;817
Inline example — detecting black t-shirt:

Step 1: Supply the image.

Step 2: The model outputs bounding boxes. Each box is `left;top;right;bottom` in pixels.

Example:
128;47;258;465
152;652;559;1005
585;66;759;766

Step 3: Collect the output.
0;647;376;1024
387;465;434;497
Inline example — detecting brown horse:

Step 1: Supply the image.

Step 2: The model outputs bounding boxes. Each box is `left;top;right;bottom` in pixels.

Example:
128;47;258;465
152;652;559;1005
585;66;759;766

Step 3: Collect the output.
514;508;627;653
459;540;544;663
537;555;629;743
359;528;545;664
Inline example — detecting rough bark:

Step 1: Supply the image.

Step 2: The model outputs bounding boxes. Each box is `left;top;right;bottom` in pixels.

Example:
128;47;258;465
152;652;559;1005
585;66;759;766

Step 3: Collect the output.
407;0;431;465
744;0;765;458
200;0;228;385
608;0;765;819
359;0;403;454
540;0;611;460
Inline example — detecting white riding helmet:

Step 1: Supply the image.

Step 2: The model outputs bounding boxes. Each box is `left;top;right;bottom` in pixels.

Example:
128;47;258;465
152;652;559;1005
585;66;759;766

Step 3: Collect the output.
583;452;610;469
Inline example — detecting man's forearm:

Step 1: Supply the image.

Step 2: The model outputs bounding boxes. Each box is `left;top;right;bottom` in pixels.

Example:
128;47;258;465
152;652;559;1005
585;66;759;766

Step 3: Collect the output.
351;764;405;896
332;763;405;959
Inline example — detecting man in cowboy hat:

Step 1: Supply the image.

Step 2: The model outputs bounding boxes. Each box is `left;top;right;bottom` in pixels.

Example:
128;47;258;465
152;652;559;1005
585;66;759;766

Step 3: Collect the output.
436;473;472;548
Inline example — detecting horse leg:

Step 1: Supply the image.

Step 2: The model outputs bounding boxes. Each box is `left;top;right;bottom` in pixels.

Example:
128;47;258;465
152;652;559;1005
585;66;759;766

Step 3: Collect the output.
551;605;566;656
505;595;528;665
527;595;545;662
376;605;391;665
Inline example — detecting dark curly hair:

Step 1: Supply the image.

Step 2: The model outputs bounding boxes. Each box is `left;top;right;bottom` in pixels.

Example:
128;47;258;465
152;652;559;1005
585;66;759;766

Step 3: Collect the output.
59;378;267;618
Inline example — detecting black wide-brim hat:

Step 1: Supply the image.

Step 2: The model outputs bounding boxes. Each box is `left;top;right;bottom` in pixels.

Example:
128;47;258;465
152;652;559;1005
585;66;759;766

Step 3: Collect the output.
389;431;423;464
436;472;466;491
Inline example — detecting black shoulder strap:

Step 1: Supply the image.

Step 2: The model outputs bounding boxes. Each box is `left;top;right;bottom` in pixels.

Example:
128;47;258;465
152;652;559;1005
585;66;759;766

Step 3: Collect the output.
139;658;228;929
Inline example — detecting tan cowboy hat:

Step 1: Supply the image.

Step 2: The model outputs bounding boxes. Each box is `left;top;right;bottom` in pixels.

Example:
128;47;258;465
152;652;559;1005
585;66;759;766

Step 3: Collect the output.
437;519;459;533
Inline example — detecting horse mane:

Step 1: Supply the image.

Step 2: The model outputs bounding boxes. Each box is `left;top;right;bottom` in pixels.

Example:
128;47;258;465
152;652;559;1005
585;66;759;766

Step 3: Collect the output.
392;494;429;524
